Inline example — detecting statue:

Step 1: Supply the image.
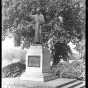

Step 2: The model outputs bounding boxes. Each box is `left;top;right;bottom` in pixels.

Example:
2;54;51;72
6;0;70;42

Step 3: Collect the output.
31;9;45;43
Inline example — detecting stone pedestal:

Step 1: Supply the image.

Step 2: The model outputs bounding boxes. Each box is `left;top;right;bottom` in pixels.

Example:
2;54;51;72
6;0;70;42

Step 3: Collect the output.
21;44;57;81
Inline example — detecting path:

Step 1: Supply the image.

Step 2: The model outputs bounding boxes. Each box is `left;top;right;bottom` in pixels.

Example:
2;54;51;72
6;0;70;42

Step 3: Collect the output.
2;78;85;88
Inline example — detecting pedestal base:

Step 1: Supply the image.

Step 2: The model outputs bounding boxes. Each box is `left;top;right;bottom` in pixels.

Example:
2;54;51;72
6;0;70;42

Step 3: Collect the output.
20;71;58;82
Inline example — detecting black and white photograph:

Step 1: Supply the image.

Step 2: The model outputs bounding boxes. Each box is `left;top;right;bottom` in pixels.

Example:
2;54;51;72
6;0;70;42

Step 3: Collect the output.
2;0;86;88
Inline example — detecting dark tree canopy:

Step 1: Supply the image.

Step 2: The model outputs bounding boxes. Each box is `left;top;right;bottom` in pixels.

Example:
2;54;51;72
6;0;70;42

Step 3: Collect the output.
52;41;72;65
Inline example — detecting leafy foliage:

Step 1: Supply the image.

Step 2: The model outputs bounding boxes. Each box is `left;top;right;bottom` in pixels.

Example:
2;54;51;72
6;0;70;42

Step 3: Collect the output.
2;62;26;78
2;0;85;46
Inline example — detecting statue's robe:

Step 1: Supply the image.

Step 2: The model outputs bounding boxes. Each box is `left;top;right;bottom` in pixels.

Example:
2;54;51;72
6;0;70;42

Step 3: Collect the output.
31;14;45;43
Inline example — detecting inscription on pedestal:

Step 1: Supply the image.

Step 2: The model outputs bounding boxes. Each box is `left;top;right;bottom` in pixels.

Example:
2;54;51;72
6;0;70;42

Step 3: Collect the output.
28;56;40;67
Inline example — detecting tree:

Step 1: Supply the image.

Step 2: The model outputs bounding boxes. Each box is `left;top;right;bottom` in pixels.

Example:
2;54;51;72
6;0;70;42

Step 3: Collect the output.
2;0;85;47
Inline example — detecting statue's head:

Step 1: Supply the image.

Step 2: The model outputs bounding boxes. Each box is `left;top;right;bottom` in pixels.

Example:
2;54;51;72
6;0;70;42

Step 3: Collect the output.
36;8;41;14
31;8;36;15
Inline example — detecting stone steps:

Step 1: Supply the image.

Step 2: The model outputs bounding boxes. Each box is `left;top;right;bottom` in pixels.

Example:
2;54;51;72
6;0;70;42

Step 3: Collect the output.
46;78;85;88
61;81;84;88
74;82;85;88
56;80;85;88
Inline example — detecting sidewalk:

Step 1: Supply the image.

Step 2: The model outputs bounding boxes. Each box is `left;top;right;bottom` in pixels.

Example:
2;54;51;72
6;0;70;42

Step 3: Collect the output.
2;78;85;88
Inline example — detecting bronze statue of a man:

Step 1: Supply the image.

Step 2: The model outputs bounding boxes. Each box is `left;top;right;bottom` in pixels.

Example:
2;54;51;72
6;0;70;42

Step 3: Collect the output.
31;9;45;43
